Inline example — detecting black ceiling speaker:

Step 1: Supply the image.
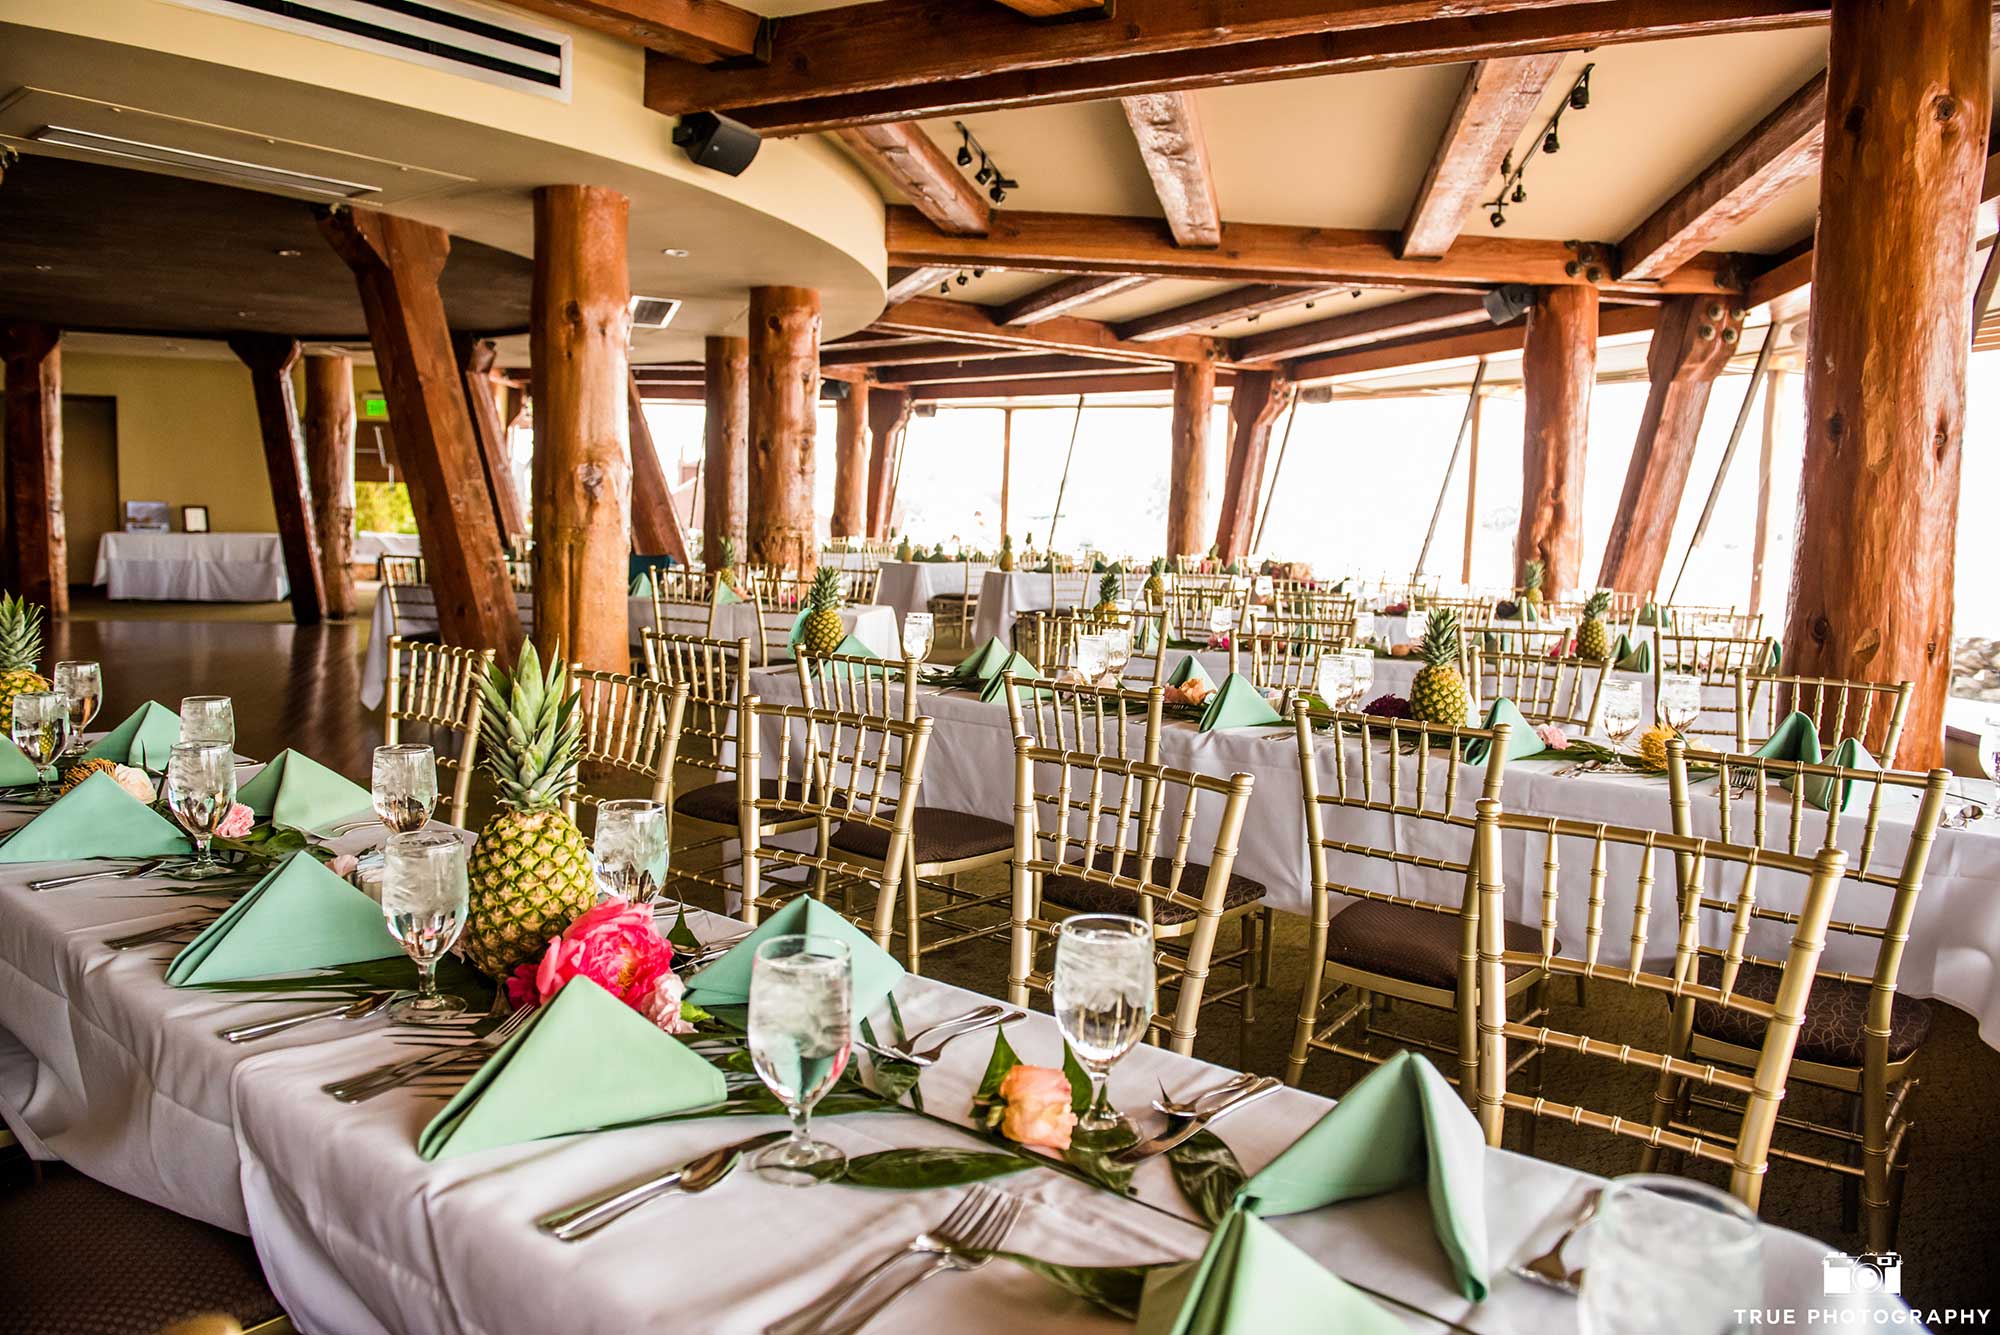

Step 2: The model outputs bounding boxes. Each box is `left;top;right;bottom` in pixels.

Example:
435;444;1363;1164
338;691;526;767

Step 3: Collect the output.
1482;283;1537;325
673;112;761;176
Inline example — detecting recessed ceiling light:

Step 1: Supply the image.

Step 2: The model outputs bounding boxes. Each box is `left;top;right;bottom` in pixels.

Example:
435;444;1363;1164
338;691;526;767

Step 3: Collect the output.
236;310;255;318
275;248;302;258
661;248;690;258
33;263;52;272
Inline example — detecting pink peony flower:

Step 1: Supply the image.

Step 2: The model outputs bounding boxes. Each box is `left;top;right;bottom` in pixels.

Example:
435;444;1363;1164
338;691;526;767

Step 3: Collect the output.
215;803;254;838
328;853;360;879
1536;724;1570;751
997;1065;1077;1151
111;765;155;805
506;897;676;1019
637;969;696;1035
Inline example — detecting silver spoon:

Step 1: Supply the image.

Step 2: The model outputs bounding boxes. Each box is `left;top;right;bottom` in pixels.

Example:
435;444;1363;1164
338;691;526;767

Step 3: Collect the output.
30;858;167;892
218;990;397;1044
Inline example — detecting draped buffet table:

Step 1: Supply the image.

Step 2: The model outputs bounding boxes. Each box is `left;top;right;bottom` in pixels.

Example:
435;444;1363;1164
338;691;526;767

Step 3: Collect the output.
972;571;1153;645
874;561;990;619
93;532;290;603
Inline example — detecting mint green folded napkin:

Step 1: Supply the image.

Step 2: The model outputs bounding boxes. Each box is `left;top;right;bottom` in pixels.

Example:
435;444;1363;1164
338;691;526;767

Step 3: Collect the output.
1166;654;1216;693
1197;673;1284;732
1638;603;1672;628
236;750;371;833
1612;635;1651;673
0;772;191;863
1137;1051;1489;1334
976;653;1040;703
949;637;1014;685
1522;601;1538;624
684;894;904;1020
715;583;743;606
417;976;727;1160
0;738;40;787
629;573;651;596
166;852;399;985
1464;697;1538;764
1753;710;1822;764
833;634;878;659
84;701;181;768
1798;736;1881;813
1760;636;1782;671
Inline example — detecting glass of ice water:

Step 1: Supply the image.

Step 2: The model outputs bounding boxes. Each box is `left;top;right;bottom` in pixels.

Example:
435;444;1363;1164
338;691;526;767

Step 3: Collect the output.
179;695;235;747
381;830;470;1025
1075;633;1110;686
1602;679;1644;750
748;934;853;1186
592;798;669;905
1101;626;1132;682
1660;672;1702;734
165;740;235;877
901;612;935;665
1340;647;1376;709
1315;653;1350;710
1579;1175;1761;1335
372;744;438;834
12;691;70;803
52;661;100;757
1053;914;1153;1134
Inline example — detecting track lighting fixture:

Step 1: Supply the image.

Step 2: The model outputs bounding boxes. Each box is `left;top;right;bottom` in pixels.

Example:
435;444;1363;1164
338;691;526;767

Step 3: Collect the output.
1484;63;1593;230
955;125;975;167
975;164;993;185
951;120;1019;212
1512;183;1526;203
955;273;969;285
1543;129;1560;155
1569;67;1592;111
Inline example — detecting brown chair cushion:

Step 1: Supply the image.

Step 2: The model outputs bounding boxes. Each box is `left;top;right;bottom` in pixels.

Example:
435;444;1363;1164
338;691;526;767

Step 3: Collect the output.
1691;955;1933;1067
1041;851;1266;926
829;806;1013;865
0;1168;282;1335
673;778;804;826
1324;899;1548;991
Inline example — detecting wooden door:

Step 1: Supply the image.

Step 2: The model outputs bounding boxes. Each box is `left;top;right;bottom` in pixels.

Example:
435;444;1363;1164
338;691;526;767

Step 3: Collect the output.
60;395;118;590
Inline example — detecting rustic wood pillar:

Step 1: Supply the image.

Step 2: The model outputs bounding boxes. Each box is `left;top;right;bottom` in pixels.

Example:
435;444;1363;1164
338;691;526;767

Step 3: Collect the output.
1749;369;1782;615
454;335;527;551
530;185;633;676
628;370;693;565
320;205;523;659
702;335;748;566
1596;297;1744;595
1213;369;1288;563
1786;0;1990;771
1516;285;1598;595
228;336;326;625
1461;390;1482;586
999;407;1013;544
1;323;65;616
1167;359;1217;558
866;386;912;541
303;351;358;618
747;286;822;575
831;383;869;538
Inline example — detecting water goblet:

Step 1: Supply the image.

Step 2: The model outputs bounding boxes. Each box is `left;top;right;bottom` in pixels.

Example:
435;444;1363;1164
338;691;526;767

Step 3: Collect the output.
1340;647;1376;710
1053;914;1153;1134
371;744;438;834
179;695;235;747
380;830;470;1024
901;612;935;665
1314;653;1351;711
1660;672;1702;734
51;662;100;757
1601;679;1644;752
748;935;853;1186
11;691;70;803
1579;1176;1761;1335
1075;633;1110;687
1102;626;1132;683
1207;605;1237;643
592;798;669;904
165;740;236;878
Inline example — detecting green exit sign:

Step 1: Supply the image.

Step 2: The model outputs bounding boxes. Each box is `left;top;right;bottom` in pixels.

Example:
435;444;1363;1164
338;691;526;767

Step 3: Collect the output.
362;393;388;419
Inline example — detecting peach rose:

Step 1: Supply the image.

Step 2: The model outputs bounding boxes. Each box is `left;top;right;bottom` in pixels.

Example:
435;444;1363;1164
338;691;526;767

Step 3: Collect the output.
997;1065;1076;1152
112;765;155;805
215;802;255;839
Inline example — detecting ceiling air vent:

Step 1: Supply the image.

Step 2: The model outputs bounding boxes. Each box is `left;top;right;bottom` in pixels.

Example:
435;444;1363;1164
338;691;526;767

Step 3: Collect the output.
167;0;571;101
631;296;681;330
29;125;380;198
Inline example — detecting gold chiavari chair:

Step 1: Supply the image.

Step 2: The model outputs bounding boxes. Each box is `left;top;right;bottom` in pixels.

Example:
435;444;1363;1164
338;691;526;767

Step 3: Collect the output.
1410;593;1497;624
1475;648;1607;733
737;697;931;942
844;566;882;604
1047;567;1092;612
377;553;424;585
1734;673;1914;768
384;636;492;826
795;647;920;723
504;558;534;592
1005;677;1164;768
1276;586;1358;623
1464;622;1575;660
748;570;818;666
565;668;688;818
1473;800;1849;1213
1015;608;1168;689
1652;631;1780;745
927;560;982;648
380;563;440;643
1657;739;1948;1246
1007;734;1262;1057
1166;574;1250;644
1287;704;1545;1096
648;566;724;640
1658;602;1764;639
1245;621;1348;706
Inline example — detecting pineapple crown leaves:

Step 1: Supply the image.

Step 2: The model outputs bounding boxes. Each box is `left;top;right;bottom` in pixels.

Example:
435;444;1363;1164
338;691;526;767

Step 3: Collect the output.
1149;557;1166;575
0;592;46;671
1582;589;1612;620
808;565;844;612
719;537;737;568
1419;608;1462;669
1098;573;1120;603
1523;559;1545;591
477;639;582;812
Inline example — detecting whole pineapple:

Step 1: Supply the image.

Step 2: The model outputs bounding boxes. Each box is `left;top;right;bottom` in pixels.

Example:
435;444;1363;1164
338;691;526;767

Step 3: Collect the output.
464;642;595;980
0;594;51;731
894;532;911;563
1093;573;1121;619
1575;589;1614;661
1521;559;1545;608
998;534;1015;572
801;566;846;657
1144;558;1168;606
1408;609;1471;726
716;538;745;598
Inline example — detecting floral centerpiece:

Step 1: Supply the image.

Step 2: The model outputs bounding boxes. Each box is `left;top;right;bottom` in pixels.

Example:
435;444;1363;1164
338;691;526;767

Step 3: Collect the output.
504;897;705;1034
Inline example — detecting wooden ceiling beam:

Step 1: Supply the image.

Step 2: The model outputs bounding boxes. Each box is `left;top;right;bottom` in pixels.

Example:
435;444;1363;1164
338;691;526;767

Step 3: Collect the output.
1286;303;1660;382
644;0;1831;134
834;123;990;234
910;368;1235;400
1400;54;1568;259
990;0;1110;13
885;265;961;303
1120;92;1223;247
1115;282;1352;340
1234;292;1493;363
886;206;1740;295
876;352;1135;384
874;294;1222;364
1618;71;1825;280
508;0;764;63
823;338;1029;366
995;274;1154;325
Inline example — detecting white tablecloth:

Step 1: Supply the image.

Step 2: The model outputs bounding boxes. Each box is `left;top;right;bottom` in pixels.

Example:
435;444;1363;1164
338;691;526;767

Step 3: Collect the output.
352;532;421;567
0;834;1907;1334
93;532;290;602
875;561;991;618
972;571;1153;645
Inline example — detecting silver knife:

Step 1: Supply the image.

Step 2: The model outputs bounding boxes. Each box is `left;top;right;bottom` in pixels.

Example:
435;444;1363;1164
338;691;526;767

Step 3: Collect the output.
536;1130;789;1240
1112;1076;1281;1164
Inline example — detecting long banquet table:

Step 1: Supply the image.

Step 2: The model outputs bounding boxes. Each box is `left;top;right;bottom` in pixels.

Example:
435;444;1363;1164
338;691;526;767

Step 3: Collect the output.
94;531;291;602
0;811;1909;1334
972;570;1154;645
874;559;990;618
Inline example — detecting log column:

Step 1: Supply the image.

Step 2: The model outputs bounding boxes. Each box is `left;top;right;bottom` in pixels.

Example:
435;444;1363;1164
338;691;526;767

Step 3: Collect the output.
747;287;822;575
303;352;358;618
1166;360;1217;558
1;322;65;616
454;336;528;551
229;336;326;625
1213;369;1288;563
831;382;869;538
628;370;693;565
1516;285;1598;595
1786;0;1990;772
702;335;748;566
321;206;522;658
530;185;633;676
866;387;913;540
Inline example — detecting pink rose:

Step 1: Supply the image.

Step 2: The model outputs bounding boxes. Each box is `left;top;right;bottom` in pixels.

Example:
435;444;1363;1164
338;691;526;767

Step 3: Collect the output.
1536;724;1569;751
507;896;675;1014
328;853;360;879
112;765;155;805
997;1065;1076;1151
215;803;254;838
637;969;696;1035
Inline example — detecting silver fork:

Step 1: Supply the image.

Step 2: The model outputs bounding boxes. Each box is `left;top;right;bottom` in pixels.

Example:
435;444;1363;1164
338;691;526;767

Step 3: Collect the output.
1153;1071;1257;1117
1512;1187;1601;1294
323;1005;531;1101
815;1188;1022;1335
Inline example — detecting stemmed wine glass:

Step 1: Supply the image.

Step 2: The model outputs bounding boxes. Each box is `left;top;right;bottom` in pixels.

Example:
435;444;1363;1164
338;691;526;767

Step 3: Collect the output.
1660;673;1702;735
1340;647;1375;710
52;662;100;758
748;935;853;1186
1101;626;1133;685
179;696;235;747
901;612;935;666
1315;653;1352;711
1601;679;1644;760
592;798;669;905
372;744;439;834
1053;914;1154;1135
1578;1176;1762;1335
380;830;470;1024
165;741;236;878
12;691;70;803
1074;633;1110;687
